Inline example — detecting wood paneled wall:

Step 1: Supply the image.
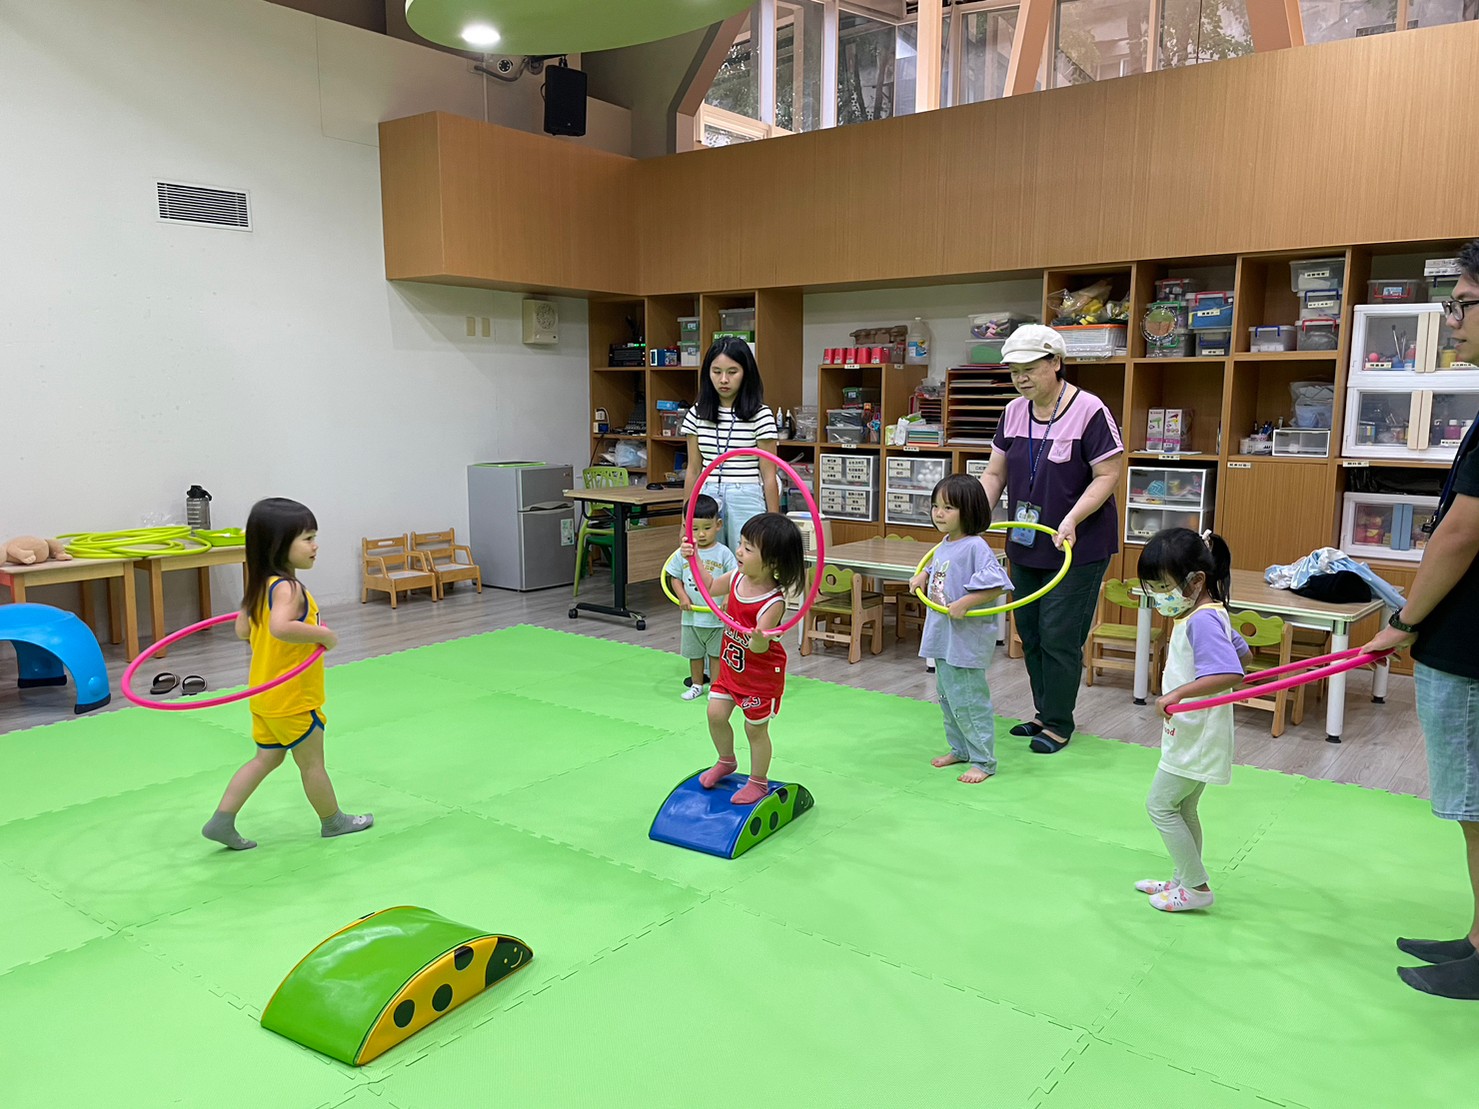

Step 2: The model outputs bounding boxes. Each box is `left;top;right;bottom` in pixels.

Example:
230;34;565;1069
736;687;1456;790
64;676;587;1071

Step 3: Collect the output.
379;113;640;296
379;22;1477;297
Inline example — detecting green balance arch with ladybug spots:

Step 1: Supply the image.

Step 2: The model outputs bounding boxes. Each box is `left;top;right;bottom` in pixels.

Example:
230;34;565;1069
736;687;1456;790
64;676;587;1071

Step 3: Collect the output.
650;771;815;858
260;906;533;1065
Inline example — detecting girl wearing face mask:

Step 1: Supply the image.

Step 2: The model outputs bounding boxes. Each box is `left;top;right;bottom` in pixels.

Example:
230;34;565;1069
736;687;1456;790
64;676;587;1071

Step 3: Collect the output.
1134;527;1250;913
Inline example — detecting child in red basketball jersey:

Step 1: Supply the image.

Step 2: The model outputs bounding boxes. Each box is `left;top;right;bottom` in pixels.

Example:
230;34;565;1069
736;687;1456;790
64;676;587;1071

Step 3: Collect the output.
678;513;806;805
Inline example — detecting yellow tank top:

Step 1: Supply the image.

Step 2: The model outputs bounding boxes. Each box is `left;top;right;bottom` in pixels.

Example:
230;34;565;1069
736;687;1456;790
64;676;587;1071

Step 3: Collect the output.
248;576;325;716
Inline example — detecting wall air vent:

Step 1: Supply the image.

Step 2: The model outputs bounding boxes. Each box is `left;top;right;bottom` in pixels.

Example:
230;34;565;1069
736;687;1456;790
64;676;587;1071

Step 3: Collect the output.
156;181;251;230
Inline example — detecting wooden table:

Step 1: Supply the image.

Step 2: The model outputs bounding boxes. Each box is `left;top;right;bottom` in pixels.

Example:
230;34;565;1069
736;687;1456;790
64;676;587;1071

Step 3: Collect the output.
1131;569;1388;742
135;546;248;659
0;557;140;659
564;486;689;629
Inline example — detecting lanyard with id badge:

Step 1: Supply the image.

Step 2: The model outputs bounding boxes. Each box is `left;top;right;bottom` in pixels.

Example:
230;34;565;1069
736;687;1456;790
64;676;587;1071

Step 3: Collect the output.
1010;386;1065;547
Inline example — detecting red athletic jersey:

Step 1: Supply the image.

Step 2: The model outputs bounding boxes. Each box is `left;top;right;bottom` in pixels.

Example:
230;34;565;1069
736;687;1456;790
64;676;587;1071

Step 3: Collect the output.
716;581;787;701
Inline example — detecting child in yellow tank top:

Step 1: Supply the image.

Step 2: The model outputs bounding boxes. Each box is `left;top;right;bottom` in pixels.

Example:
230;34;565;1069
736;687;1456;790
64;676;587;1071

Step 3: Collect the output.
201;498;373;851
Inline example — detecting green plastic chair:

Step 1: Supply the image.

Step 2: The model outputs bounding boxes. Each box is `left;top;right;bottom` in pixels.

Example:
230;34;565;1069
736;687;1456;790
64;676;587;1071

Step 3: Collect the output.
572;466;630;599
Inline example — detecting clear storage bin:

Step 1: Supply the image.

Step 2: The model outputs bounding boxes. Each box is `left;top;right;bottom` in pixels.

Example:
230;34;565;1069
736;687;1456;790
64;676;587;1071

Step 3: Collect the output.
1299;289;1342;320
1272;428;1330;457
1367;278;1425;304
1296;318;1340;351
1195;330;1231;356
1249;325;1296;352
718;308;756;332
1057;324;1128;359
1341;492;1439;562
1291;257;1346;293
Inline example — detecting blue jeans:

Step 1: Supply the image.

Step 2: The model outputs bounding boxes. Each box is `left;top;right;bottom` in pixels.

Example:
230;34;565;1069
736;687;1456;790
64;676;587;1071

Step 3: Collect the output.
936;660;997;774
1009;557;1110;741
701;480;768;553
1415;663;1479;821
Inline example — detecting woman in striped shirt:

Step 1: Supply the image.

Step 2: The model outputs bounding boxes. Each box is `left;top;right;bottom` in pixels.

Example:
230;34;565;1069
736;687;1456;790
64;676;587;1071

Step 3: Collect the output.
681;337;780;551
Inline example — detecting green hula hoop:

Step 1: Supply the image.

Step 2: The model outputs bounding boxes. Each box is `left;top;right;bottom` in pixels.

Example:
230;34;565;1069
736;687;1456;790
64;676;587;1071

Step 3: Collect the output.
660;549;715;614
913;521;1073;618
61;527;205;559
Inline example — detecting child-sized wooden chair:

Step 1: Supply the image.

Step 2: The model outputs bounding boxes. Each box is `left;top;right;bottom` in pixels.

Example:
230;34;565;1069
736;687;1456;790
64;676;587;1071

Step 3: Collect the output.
1228;609;1304;738
572;466;630;599
880;534;926;642
799;565;885;664
1085;578;1165;693
362;535;439;608
411;528;483;595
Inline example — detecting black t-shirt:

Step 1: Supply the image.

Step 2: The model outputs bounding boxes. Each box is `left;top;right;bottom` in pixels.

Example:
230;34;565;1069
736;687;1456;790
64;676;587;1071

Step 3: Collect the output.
1412;425;1479;679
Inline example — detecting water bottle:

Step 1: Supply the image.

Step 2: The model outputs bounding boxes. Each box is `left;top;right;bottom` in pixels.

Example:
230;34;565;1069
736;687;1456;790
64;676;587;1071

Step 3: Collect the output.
186;485;213;530
906;318;931;365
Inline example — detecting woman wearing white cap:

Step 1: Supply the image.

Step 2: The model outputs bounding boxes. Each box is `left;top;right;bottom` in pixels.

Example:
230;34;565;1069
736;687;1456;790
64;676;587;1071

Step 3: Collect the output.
978;324;1124;753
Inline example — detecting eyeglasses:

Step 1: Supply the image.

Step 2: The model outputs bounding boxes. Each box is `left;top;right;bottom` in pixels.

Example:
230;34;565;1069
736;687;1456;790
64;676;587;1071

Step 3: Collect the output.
1441;297;1479;324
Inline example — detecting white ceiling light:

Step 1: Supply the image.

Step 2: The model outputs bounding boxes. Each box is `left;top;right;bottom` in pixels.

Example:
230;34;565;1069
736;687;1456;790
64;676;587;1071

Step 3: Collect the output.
460;23;500;47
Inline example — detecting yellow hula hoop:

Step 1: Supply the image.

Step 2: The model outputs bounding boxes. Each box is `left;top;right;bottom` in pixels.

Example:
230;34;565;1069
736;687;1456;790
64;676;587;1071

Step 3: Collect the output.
660;549;715;614
913;522;1073;618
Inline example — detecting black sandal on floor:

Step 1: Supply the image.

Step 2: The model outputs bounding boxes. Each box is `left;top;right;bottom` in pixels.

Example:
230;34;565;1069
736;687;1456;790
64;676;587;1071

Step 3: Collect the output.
149;672;179;695
1009;721;1045;738
180;675;207;695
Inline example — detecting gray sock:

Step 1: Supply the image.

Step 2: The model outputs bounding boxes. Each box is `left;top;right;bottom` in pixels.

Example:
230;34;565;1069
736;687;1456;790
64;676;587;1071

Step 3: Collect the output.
202;811;256;851
1397;936;1476;964
321;810;374;838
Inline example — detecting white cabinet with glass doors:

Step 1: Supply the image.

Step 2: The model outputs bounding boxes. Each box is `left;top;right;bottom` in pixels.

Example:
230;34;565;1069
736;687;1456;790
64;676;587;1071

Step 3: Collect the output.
1343;304;1479;461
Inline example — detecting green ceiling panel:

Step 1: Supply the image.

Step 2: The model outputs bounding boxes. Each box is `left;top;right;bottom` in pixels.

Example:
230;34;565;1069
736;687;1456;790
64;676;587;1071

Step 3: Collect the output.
404;0;751;55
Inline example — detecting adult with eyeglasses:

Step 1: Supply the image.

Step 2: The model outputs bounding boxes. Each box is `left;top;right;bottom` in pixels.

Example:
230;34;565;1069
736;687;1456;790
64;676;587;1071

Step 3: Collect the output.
1363;239;1479;1001
978;324;1125;754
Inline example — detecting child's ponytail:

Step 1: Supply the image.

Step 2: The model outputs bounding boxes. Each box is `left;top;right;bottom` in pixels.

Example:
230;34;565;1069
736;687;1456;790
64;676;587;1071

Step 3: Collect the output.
1202;530;1232;607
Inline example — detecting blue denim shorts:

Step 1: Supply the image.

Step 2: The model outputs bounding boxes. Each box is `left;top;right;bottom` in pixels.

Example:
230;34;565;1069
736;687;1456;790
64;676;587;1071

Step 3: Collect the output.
1415;663;1479;821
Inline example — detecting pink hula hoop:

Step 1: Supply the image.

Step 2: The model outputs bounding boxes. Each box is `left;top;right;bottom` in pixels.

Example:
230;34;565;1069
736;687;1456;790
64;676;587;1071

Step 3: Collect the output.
121;612;325;711
686;448;825;638
1166;647;1392;715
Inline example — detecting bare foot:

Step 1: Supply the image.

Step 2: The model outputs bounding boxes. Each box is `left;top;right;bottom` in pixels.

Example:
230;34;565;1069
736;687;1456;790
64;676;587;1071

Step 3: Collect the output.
958;768;992;784
931;753;966;768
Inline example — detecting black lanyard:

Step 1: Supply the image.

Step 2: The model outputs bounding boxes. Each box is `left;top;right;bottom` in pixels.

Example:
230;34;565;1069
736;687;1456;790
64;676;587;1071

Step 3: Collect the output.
1025;386;1066;492
714;409;737;484
1429;414;1479;532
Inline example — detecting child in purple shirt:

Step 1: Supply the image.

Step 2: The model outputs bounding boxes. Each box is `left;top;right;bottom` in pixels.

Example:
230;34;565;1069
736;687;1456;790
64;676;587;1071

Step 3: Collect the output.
909;476;1012;783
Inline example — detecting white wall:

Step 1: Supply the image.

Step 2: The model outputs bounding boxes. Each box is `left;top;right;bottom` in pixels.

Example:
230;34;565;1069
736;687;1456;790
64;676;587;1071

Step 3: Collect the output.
801;279;1043;399
0;0;626;609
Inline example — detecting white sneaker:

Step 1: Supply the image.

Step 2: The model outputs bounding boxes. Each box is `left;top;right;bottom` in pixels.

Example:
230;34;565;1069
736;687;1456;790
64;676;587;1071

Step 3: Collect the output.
1135;879;1179;895
1149;885;1214;912
682;683;708;701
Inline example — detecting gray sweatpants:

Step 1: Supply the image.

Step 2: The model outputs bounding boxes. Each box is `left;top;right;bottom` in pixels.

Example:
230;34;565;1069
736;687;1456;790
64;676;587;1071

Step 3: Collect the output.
936;661;997;775
1146;768;1210;889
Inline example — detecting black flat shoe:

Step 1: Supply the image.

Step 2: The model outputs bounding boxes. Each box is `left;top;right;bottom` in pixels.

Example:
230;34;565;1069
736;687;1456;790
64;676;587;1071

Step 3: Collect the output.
149;672;179;695
1031;734;1070;754
1009;721;1045;738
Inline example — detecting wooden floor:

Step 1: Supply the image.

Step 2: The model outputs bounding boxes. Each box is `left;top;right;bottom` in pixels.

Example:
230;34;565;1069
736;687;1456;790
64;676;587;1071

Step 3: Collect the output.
0;575;1431;799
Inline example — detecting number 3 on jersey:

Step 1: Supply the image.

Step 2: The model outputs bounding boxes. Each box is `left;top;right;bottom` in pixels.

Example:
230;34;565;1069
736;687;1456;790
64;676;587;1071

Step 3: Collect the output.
721;636;747;674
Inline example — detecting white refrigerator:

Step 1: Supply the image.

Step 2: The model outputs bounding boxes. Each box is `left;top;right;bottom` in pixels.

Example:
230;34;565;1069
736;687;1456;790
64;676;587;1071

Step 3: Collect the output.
467;462;577;591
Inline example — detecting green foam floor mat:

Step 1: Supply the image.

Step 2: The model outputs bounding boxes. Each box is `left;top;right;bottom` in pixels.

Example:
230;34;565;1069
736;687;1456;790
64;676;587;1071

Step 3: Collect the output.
0;624;1474;1106
375;898;1082;1108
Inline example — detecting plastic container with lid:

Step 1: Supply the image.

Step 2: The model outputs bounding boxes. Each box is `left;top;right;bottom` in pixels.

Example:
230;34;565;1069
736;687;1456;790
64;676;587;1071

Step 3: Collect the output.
718;307;756;332
1249;325;1297;352
1296;318;1340;352
1154;277;1203;300
1291;257;1346;293
1299;289;1342;321
1188;291;1234;330
1367;278;1425;304
1195;329;1231;357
